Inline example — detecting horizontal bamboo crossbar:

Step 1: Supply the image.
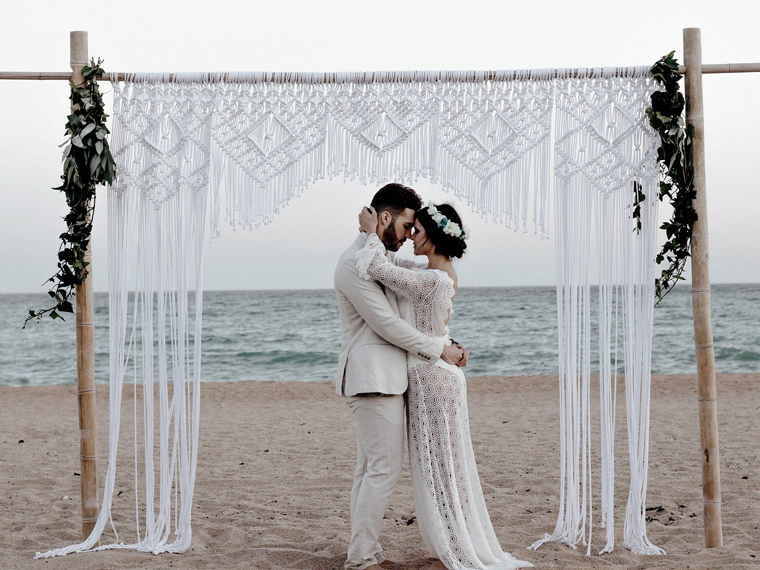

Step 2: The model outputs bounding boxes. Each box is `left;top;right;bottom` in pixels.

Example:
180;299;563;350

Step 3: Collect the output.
1;62;760;82
677;62;760;74
0;72;75;80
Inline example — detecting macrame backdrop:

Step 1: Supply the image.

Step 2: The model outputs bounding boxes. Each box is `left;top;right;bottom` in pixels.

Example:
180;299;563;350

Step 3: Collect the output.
37;66;663;560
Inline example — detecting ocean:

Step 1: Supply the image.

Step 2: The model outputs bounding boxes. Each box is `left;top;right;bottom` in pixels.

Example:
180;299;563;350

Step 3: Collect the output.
1;284;758;387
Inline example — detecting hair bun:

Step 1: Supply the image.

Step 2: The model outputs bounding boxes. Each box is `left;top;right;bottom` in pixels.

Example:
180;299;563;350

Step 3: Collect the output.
416;203;468;259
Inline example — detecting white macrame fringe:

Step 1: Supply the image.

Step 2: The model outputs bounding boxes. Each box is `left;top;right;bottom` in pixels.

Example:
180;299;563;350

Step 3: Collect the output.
620;172;665;556
36;76;209;560
528;70;664;556
38;65;664;559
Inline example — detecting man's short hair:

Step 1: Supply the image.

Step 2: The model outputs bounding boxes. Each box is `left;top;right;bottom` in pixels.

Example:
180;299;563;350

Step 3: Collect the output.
370;183;423;217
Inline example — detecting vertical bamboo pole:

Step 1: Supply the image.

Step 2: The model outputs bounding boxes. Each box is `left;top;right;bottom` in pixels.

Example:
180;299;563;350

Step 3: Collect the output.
683;27;723;548
70;30;99;542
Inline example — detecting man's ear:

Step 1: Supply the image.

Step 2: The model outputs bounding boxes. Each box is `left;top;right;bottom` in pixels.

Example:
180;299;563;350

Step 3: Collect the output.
379;211;391;225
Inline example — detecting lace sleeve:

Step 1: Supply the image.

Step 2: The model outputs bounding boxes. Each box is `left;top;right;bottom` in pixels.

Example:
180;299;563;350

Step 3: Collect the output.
433;271;456;333
389;251;428;270
356;233;441;303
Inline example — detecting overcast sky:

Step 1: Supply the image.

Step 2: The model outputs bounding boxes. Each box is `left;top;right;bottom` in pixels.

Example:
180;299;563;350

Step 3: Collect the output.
1;0;758;293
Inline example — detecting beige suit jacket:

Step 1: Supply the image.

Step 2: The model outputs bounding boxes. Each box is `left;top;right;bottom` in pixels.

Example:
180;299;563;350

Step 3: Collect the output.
334;234;445;396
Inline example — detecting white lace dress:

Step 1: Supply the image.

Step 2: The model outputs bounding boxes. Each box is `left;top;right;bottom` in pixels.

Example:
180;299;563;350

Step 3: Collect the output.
356;233;532;570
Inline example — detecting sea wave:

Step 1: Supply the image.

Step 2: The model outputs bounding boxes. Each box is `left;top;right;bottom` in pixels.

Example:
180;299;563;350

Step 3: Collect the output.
1;284;758;386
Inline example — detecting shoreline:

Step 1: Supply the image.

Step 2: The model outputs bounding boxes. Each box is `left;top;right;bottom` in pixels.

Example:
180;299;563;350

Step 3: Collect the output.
3;368;759;390
1;373;758;569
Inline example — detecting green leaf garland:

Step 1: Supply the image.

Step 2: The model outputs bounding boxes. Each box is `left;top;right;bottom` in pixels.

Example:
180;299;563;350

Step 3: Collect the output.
24;58;115;328
635;51;698;305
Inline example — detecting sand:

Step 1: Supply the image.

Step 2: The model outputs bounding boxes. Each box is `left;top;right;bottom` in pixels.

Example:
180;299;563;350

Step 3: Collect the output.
1;373;758;569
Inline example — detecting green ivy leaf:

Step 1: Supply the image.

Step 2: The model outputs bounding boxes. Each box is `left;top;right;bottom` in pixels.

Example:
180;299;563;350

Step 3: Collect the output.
80;123;96;137
90;154;100;176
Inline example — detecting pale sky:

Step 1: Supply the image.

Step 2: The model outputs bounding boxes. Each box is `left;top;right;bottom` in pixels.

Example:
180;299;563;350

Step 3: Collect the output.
1;0;758;293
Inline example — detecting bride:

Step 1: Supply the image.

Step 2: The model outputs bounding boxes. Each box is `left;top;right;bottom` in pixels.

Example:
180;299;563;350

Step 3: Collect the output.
357;203;532;570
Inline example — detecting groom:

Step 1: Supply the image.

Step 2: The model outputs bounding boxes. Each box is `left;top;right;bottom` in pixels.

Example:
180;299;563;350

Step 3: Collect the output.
334;183;468;570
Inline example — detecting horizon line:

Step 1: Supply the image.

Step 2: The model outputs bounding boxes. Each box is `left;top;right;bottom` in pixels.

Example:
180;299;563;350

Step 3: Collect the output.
1;282;759;296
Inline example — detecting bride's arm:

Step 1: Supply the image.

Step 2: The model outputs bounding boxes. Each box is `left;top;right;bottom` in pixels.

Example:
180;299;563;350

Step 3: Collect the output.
389;252;428;270
356;206;441;303
355;233;440;303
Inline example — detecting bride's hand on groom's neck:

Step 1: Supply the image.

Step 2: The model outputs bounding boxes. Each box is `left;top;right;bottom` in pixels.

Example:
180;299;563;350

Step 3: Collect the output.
358;206;379;235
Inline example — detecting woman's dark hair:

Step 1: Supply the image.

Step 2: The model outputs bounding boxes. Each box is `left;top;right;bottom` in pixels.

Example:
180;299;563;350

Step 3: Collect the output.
370;183;423;217
415;203;467;259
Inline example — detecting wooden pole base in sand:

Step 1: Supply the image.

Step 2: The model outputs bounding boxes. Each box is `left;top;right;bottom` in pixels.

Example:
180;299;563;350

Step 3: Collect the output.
70;30;99;543
683;27;723;549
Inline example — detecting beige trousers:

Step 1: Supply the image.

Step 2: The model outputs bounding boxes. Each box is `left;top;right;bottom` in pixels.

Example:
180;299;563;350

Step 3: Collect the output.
344;394;405;570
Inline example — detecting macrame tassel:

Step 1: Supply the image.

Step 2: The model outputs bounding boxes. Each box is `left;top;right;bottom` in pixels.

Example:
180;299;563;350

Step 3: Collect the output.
621;174;665;555
595;188;619;555
432;73;554;233
211;81;328;233
528;173;594;554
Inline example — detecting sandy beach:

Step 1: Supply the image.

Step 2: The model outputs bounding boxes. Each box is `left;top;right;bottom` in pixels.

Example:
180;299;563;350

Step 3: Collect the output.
1;373;758;569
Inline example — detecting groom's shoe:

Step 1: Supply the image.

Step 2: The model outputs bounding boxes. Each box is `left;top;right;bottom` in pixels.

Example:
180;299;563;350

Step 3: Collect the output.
379;561;397;568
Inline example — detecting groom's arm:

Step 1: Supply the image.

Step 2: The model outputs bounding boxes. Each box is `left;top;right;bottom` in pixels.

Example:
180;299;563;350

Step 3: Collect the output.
343;272;445;363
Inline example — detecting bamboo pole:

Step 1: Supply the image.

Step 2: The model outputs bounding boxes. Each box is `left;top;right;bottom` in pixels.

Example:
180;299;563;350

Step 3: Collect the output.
683;27;723;549
679;62;760;74
0;72;74;80
70;30;99;543
2;62;760;82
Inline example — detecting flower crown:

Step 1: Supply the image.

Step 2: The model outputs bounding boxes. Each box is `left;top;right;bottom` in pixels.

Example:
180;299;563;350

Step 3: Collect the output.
426;202;470;241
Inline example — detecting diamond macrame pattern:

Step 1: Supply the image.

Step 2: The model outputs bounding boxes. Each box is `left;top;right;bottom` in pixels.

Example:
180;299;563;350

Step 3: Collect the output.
327;82;440;157
213;83;327;186
438;80;554;183
554;75;658;195
110;71;656;236
111;82;214;206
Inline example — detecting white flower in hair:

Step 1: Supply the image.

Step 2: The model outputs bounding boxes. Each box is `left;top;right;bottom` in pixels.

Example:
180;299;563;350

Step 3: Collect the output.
444;221;460;236
425;201;470;241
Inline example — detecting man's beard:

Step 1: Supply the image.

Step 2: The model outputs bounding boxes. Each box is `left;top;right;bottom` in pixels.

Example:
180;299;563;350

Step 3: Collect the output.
380;223;404;252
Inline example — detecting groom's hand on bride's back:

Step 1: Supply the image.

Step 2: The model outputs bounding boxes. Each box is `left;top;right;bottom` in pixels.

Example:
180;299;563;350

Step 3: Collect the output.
441;343;465;366
455;343;469;368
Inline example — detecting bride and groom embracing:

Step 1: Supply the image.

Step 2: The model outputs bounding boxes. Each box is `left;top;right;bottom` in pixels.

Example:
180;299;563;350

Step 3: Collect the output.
334;184;532;570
